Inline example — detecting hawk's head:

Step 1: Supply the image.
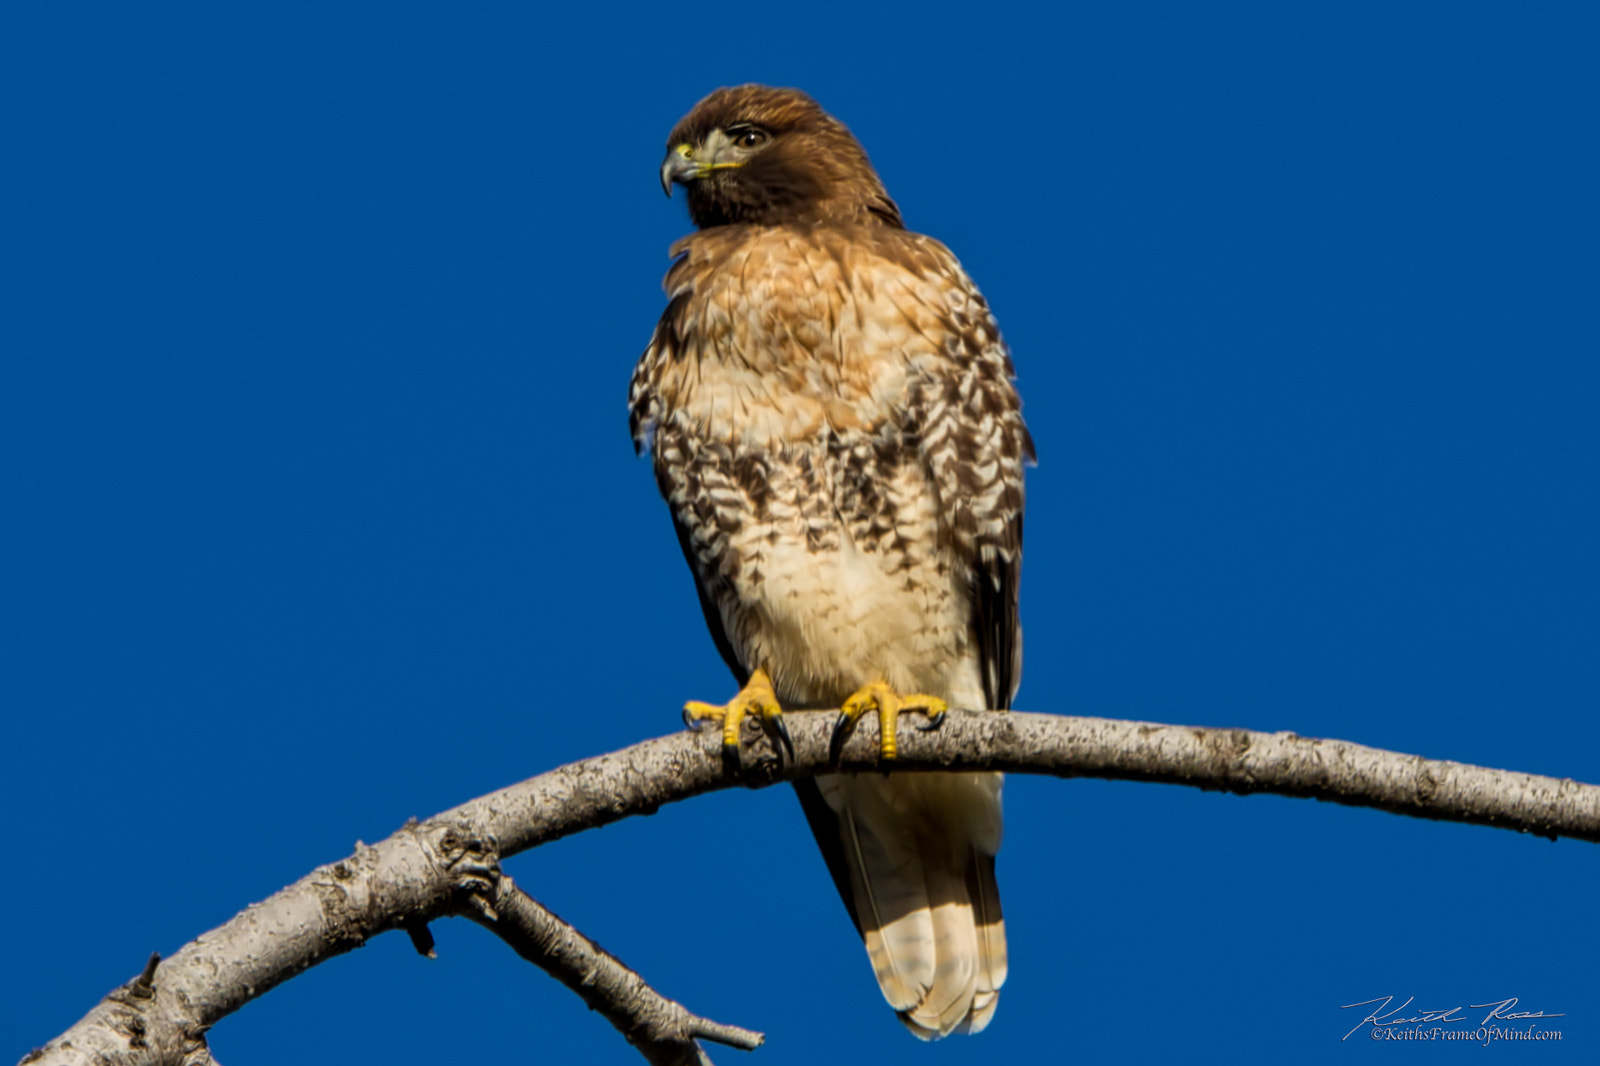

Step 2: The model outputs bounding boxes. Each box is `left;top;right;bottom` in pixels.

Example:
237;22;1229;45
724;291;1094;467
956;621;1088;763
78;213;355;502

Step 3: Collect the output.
661;85;902;230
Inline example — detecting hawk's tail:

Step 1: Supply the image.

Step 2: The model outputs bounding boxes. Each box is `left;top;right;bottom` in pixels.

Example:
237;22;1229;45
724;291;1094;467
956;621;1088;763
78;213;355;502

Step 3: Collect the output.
797;771;1008;1038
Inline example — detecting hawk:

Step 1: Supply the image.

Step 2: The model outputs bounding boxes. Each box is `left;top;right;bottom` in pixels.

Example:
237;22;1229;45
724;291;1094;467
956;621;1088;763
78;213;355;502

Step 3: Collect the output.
629;85;1032;1039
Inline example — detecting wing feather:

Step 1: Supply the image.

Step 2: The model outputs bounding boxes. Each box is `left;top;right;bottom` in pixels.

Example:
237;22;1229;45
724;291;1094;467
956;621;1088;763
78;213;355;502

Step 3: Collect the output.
891;234;1033;710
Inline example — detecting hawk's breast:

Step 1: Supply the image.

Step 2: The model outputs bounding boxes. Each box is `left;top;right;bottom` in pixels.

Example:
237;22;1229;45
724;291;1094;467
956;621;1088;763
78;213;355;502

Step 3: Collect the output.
636;226;985;710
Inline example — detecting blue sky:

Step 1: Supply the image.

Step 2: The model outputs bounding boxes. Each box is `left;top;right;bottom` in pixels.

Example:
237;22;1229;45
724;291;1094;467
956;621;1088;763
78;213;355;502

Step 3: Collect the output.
4;3;1596;1063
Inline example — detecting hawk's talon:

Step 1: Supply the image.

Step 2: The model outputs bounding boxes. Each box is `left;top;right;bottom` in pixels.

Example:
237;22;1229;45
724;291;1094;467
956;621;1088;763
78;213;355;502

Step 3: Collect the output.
682;668;785;765
917;709;948;731
834;681;949;762
769;714;795;764
829;710;857;764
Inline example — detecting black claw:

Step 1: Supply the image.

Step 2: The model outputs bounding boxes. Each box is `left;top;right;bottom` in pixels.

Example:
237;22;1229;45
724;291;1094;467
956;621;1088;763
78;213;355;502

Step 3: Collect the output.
829;712;855;764
683;708;704;731
917;710;947;732
770;715;795;764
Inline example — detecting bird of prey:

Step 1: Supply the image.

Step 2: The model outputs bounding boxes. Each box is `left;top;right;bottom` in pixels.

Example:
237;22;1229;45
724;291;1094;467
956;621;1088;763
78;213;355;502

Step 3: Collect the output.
629;85;1032;1039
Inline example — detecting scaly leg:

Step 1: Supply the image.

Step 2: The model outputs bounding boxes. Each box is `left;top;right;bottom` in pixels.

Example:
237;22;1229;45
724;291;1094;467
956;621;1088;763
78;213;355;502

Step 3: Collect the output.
683;667;792;762
832;680;948;762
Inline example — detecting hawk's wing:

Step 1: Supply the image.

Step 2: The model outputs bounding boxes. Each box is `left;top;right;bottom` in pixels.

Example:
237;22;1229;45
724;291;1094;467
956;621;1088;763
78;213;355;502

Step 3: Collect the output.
631;290;750;691
893;232;1034;711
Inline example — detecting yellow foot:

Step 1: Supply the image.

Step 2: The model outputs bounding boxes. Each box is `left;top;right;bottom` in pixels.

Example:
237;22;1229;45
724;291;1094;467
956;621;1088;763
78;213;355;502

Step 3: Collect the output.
683;668;792;762
832;681;948;762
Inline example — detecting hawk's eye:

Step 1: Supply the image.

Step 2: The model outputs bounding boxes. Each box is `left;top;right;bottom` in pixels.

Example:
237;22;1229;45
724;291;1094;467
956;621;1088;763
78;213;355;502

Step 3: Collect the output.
729;126;769;149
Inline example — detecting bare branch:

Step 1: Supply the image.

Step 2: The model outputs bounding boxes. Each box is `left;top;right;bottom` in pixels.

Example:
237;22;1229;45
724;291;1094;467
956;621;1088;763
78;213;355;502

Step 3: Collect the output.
465;876;763;1066
441;710;1600;850
402;921;437;959
25;711;1600;1066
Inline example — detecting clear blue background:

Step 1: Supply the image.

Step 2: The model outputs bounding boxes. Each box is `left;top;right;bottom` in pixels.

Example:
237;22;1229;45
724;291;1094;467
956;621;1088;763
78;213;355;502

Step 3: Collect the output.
4;3;1596;1063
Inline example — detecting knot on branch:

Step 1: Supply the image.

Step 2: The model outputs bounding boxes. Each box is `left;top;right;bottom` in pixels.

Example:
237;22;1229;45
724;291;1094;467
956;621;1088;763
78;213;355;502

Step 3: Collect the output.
130;952;160;999
103;952;161;1008
1414;761;1440;805
429;821;503;922
1197;727;1254;789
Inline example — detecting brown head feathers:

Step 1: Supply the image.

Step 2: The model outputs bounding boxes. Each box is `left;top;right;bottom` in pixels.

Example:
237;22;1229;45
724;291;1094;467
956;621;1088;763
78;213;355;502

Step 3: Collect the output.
661;85;903;230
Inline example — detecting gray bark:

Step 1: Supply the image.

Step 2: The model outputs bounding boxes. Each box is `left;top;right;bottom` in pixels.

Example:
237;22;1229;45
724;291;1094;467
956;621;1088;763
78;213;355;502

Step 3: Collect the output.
22;711;1600;1066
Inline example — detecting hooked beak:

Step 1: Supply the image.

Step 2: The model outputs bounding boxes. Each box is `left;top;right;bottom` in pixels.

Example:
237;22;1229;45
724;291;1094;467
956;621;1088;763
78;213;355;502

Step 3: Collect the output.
659;130;743;197
660;143;697;197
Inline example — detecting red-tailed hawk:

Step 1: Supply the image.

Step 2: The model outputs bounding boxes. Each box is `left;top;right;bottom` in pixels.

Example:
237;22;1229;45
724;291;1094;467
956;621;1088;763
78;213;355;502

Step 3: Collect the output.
629;85;1032;1039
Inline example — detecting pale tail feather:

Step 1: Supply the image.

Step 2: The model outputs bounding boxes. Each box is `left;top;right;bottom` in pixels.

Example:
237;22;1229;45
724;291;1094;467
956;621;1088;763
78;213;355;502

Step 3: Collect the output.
906;879;979;1036
816;772;1008;1039
960;847;1006;1034
844;805;932;1011
968;847;1008;994
959;990;1000;1035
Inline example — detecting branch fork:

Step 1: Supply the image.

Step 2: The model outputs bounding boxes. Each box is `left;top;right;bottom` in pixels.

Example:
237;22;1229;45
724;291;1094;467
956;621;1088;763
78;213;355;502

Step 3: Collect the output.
23;711;1600;1066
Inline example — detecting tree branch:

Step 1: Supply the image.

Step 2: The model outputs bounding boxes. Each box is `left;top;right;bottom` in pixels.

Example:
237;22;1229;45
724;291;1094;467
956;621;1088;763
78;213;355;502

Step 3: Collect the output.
23;711;1600;1066
467;876;763;1066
